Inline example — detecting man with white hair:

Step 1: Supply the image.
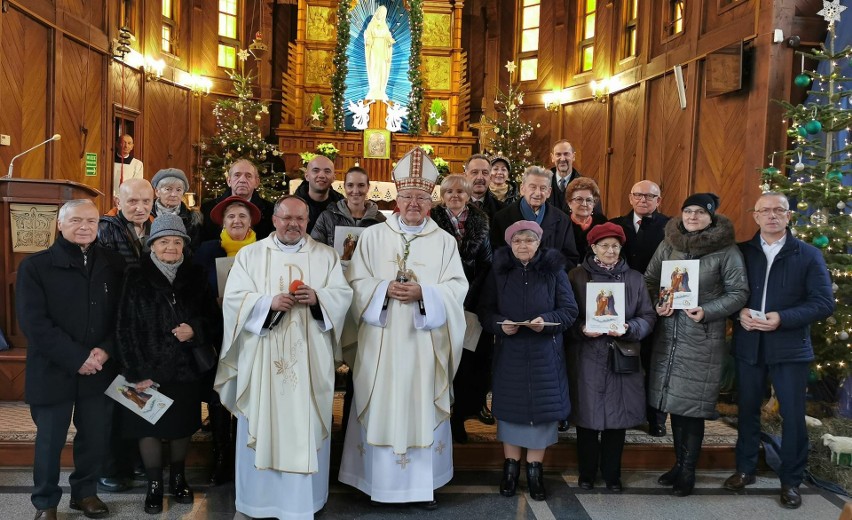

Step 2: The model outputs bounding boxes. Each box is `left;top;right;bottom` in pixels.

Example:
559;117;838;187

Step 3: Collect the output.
339;147;468;509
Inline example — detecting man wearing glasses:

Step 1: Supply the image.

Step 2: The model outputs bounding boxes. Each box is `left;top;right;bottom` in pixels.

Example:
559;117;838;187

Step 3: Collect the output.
610;180;670;436
724;192;833;509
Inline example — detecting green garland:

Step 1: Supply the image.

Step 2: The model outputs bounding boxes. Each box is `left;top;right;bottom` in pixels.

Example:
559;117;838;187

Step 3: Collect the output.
407;0;424;135
331;0;352;131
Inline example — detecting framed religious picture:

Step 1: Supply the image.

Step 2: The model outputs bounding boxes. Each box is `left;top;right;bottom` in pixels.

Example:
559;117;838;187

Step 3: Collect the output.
660;260;700;309
333;226;365;263
585;282;626;333
363;129;391;159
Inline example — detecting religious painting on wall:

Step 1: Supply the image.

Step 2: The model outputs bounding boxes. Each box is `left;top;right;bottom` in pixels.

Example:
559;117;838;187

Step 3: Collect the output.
364;129;391;159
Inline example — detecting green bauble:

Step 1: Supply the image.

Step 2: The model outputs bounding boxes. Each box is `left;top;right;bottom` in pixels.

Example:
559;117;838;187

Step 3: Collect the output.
827;170;843;182
762;166;780;176
797;126;808;138
808;369;818;383
805;119;822;134
812;235;829;248
797;200;809;211
794;73;812;88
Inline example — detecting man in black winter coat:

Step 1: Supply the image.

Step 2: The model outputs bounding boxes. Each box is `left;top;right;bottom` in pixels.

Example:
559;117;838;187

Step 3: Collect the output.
464;153;504;219
292;155;344;233
18;199;125;520
200;159;274;241
610;180;670;436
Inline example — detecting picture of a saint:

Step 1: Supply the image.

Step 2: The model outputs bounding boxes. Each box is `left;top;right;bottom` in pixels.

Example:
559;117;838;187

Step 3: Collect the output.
670;266;691;292
594;289;619;317
118;385;152;410
367;132;387;158
342;233;358;261
364;6;395;101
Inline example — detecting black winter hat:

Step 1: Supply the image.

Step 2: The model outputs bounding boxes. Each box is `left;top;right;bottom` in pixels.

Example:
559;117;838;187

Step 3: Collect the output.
681;192;720;215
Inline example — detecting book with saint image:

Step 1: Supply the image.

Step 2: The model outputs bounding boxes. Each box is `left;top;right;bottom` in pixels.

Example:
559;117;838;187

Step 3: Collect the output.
105;374;173;425
585;282;625;333
659;259;700;310
333;226;365;262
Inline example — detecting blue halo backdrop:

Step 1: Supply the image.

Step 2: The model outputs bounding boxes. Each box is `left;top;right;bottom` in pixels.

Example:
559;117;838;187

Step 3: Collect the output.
345;0;412;132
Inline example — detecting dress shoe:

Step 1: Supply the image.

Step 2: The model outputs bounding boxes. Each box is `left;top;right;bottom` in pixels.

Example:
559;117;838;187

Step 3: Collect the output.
648;424;667;437
169;472;194;504
577;478;594;490
723;472;756;491
526;462;546;501
606;480;623;492
133;464;147;481
557;420;570;433
780;484;802;509
97;476;130;493
418;500;438;510
144;480;164;514
69;496;109;519
477;405;496;425
33;508;57;520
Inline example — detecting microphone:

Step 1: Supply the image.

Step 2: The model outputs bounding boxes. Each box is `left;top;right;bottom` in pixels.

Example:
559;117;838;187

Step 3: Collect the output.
6;134;61;178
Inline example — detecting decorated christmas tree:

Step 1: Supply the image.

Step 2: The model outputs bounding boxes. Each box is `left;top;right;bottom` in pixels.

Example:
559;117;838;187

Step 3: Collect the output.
483;61;536;182
199;50;283;202
760;1;851;377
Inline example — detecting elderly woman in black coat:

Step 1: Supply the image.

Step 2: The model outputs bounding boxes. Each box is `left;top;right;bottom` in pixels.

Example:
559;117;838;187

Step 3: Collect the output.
431;174;494;443
478;220;578;501
116;213;222;514
568;222;656;492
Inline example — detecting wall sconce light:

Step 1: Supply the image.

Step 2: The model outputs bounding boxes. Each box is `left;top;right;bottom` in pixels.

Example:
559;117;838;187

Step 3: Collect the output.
179;72;212;97
143;56;166;82
590;78;612;103
543;90;561;112
183;192;197;208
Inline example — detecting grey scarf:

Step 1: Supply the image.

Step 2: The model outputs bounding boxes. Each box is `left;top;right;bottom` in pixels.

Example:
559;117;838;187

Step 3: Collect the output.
150;251;183;284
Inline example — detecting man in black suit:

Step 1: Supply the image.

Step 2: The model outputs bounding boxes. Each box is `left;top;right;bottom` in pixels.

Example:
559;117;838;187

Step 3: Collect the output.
547;140;581;214
18;199;125;520
491;166;580;269
200;159;274;241
610;180;670;436
464;153;504;219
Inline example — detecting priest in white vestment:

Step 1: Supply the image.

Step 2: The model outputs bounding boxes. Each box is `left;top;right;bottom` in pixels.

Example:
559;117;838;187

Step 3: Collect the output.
215;196;352;519
338;147;468;508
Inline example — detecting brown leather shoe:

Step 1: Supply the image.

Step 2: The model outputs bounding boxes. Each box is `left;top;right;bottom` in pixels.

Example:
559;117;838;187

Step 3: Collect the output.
780;484;802;509
33;508;57;520
723;472;756;491
69;495;109;518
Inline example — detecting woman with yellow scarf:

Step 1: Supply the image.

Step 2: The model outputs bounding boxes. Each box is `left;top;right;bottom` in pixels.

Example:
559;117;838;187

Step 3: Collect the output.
193;195;261;486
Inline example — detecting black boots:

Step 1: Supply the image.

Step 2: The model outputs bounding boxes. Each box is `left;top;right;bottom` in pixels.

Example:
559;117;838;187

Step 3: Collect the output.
526;462;546;501
169;472;194;504
664;415;704;497
499;458;521;497
144;479;163;514
657;420;683;486
209;403;235;485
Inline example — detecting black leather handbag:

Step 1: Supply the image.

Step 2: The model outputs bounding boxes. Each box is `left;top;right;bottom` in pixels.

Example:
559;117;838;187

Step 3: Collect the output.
610;340;640;374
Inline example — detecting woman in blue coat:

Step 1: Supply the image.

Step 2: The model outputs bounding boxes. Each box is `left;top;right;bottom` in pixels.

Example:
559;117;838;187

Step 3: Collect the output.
478;220;579;501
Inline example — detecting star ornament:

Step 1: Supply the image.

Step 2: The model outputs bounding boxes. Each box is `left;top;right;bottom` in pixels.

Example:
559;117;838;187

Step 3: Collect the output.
505;61;517;74
237;49;250;62
818;0;847;24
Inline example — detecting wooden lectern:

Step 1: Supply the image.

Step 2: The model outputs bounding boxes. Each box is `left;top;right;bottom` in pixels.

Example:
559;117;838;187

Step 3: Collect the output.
0;179;102;400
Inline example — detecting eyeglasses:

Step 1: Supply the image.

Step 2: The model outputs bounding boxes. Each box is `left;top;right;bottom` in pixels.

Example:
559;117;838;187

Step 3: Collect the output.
631;192;659;201
593;243;621;251
398;194;432;204
754;207;789;216
569;197;595;206
682;208;709;216
511;238;539;245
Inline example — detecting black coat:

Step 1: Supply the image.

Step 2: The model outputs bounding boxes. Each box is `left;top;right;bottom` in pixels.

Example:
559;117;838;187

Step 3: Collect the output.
98;212;149;267
567;257;656;430
547;167;581;213
293;181;345;234
732;230;834;365
610;211;671;275
17;236;125;405
471;190;505;220
478;248;579;424
116;256;223;384
430;204;493;309
491;200;581;269
199;189;275;242
572;213;608;261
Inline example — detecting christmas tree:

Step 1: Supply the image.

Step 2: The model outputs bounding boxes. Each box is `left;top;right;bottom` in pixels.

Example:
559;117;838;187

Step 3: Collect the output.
199;50;283;202
760;1;852;377
483;61;537;183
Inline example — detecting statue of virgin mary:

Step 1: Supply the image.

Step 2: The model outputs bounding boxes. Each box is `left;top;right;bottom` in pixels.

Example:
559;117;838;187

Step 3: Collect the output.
364;6;395;101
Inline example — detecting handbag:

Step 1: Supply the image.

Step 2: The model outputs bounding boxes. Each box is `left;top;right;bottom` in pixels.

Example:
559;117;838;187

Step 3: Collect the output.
191;343;218;373
610;339;640;374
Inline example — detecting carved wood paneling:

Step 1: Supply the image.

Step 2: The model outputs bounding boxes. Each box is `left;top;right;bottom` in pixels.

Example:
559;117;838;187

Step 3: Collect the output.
561;101;606;189
645;73;690;217
0;8;49;180
608;86;642;218
145;82;192;175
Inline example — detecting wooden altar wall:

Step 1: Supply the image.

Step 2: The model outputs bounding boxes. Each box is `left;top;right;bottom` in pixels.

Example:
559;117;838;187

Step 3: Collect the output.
276;0;476;181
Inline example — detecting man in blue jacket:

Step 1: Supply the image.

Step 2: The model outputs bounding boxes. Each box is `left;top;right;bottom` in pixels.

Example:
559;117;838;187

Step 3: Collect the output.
724;192;834;509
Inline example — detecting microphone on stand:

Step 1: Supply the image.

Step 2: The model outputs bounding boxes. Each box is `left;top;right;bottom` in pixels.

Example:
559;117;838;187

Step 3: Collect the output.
6;134;61;178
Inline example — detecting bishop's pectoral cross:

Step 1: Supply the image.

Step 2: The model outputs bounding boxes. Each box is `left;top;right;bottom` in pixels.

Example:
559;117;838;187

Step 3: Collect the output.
470;114;495;150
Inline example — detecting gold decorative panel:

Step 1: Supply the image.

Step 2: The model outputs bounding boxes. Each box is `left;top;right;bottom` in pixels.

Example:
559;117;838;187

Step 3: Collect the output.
422;56;451;90
306;5;336;42
10;204;57;253
305;49;334;85
422;13;451;48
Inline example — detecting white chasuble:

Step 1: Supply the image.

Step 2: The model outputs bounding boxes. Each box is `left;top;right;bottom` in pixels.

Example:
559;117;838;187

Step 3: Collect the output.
215;236;352;474
345;216;467;454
